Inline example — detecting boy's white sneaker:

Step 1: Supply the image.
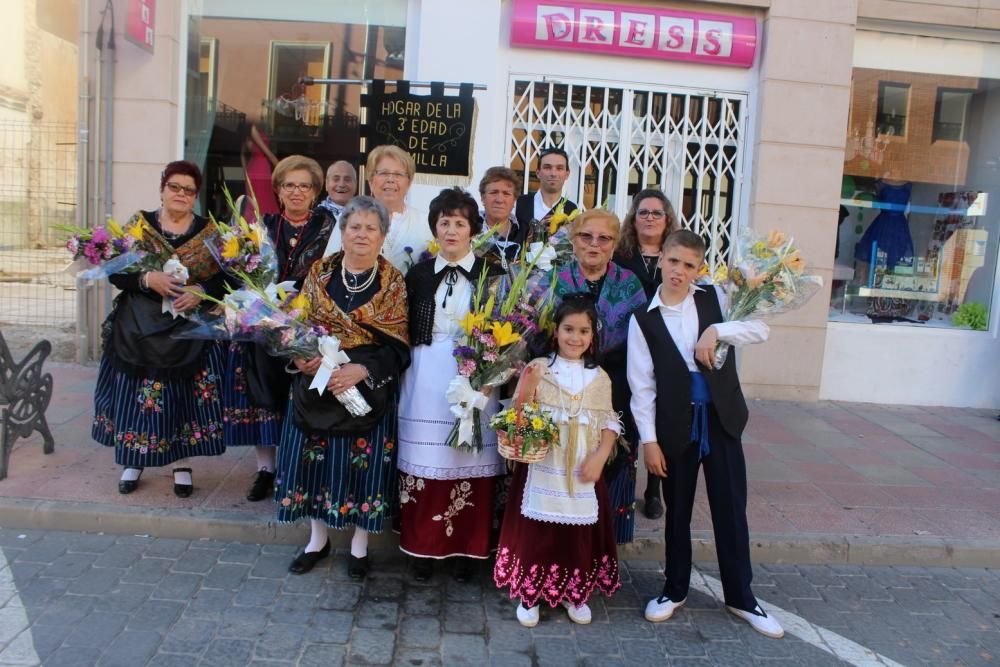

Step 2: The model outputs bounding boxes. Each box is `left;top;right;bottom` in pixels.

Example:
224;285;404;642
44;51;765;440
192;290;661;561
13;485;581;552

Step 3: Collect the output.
561;601;592;624
727;604;785;638
516;602;539;628
644;595;686;622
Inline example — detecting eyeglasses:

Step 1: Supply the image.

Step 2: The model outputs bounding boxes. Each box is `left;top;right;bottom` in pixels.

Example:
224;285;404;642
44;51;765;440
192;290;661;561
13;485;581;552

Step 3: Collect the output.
164;182;198;197
576;232;616;247
637;209;666;220
373;170;409;181
280;182;314;193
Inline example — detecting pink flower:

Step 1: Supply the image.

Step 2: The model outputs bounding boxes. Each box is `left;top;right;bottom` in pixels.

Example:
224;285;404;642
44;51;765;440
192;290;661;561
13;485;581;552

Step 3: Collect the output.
90;227;110;244
361;502;370;512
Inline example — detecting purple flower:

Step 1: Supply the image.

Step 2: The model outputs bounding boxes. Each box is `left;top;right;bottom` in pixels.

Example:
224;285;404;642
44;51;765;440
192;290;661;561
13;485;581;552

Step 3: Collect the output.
90;227;110;244
404;246;414;255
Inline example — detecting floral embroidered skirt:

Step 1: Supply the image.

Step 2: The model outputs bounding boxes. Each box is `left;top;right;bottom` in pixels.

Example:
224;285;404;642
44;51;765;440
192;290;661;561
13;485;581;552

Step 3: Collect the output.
398;473;500;559
220;342;282;447
274;388;399;533
494;461;620;608
92;343;227;468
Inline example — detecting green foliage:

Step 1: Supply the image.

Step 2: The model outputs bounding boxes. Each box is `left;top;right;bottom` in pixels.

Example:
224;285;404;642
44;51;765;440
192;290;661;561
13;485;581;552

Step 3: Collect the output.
951;303;988;331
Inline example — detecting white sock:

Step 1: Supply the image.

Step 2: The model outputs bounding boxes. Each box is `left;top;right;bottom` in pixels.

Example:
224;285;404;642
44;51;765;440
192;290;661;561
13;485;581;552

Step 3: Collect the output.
350;528;368;558
255;446;276;473
120;467;141;482
306;520;328;553
173;469;192;486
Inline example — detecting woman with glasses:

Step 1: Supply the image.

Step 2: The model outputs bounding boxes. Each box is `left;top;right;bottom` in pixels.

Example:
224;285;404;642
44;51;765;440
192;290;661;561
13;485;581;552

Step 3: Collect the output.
323;145;432;275
540;209;648;544
93;161;228;497
222;155;338;503
614;189;680;521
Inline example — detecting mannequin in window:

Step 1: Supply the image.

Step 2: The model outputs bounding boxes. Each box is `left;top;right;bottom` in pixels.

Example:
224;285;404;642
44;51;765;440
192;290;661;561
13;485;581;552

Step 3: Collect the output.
854;178;914;273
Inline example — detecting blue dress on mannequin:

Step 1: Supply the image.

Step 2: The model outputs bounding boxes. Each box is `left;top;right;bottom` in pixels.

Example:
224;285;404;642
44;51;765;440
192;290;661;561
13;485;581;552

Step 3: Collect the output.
855;179;914;270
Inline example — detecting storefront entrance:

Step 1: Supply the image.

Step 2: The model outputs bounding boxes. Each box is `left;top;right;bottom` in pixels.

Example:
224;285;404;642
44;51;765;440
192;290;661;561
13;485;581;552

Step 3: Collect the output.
506;76;748;270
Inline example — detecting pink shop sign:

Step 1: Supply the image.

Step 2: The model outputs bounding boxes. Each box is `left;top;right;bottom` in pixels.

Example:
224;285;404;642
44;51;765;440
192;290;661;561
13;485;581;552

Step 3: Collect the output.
511;0;757;68
125;0;156;53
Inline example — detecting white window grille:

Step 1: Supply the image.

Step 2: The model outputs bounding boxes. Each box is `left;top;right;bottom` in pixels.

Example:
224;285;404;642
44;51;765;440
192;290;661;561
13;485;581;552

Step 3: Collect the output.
507;77;749;270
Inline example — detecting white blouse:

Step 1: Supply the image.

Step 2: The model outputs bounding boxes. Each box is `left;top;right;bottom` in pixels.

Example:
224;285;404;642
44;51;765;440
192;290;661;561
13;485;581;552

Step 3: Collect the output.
545;355;621;434
432;251;475;341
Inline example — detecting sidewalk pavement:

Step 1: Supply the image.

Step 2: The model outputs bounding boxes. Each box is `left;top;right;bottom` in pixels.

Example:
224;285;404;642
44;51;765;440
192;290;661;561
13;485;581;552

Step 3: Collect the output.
2;363;998;567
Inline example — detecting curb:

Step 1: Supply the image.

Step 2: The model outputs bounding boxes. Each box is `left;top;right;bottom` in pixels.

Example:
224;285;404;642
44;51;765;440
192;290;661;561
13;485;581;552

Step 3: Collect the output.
1;497;998;568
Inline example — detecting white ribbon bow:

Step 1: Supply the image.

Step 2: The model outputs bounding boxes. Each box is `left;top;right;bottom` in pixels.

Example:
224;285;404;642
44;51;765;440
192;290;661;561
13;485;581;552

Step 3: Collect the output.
309;335;352;395
161;257;190;318
526;241;558;272
445;376;490;448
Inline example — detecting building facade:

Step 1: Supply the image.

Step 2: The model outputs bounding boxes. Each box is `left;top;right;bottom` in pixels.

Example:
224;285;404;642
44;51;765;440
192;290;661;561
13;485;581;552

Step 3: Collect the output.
77;0;1000;408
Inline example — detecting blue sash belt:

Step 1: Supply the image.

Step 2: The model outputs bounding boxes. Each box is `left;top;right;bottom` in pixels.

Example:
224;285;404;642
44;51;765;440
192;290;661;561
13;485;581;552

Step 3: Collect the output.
690;372;711;461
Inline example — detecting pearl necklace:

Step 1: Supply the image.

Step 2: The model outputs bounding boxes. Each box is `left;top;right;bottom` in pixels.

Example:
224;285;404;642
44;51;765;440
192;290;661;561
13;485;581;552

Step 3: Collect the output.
341;263;377;293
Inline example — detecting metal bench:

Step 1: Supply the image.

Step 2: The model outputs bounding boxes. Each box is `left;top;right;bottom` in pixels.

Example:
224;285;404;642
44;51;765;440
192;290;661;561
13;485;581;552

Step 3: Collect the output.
0;330;55;480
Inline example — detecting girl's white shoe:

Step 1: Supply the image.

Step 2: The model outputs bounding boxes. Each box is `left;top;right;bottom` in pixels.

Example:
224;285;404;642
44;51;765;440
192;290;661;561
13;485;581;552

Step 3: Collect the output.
516;602;539;627
561;600;592;624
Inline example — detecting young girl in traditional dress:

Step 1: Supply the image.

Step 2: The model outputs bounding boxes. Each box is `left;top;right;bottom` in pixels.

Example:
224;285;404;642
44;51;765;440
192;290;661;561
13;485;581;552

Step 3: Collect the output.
493;293;622;627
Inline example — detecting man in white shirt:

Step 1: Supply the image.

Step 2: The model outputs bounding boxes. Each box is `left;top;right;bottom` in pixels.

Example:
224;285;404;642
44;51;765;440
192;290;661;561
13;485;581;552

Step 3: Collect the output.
626;229;784;639
317;161;357;220
514;147;579;228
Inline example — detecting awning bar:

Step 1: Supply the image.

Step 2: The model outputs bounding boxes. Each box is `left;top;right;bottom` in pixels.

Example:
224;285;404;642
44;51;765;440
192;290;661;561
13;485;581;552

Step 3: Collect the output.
299;77;488;90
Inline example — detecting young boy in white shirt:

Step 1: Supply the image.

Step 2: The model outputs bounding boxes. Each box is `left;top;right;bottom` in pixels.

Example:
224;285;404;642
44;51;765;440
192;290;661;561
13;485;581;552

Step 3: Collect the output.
626;229;783;639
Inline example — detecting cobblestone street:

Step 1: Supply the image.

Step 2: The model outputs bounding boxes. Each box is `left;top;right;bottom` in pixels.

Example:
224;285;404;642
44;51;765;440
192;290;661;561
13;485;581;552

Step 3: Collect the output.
0;529;996;666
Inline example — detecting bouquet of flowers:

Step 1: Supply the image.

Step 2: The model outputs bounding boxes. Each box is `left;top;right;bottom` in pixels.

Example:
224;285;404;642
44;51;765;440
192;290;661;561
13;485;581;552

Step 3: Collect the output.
710;229;824;369
445;260;553;453
524;200;580;271
58;214;176;280
204;187;277;287
490;401;560;463
206;274;371;417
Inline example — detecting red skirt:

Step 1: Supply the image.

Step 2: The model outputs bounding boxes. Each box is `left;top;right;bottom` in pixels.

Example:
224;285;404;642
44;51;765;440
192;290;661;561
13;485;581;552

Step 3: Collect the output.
493;462;621;608
398;474;499;559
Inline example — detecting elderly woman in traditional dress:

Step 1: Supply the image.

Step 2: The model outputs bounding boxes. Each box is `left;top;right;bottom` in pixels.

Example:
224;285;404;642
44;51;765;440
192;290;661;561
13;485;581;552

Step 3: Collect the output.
274;196;410;579
397;187;507;582
613;188;679;520
93;160;227;497
324;145;431;274
221;155;337;503
542;208;648;543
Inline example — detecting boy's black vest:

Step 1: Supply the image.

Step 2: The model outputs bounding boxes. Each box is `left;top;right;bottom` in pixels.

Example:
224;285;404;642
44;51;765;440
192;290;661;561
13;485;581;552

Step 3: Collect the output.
633;288;749;461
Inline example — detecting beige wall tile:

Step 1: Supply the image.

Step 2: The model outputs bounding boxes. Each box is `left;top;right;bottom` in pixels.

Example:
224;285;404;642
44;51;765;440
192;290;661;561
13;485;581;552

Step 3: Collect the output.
751;143;846;210
981;0;1000;11
743;382;821;401
757;80;852;149
978;8;1000;27
858;0;979;26
749;204;842;271
111;100;178;169
759;17;855;86
114;37;181;103
738;324;828;388
111;163;168;224
768;0;858;24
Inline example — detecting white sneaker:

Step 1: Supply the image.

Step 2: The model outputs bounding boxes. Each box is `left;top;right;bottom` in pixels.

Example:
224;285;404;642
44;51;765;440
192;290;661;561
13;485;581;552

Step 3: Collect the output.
727;604;785;638
561;600;592;625
516;602;539;628
644;594;686;622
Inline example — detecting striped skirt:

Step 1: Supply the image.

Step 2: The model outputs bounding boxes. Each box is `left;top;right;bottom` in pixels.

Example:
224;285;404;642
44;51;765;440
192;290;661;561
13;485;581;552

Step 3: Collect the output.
92;342;227;467
220;342;282;448
274;388;399;533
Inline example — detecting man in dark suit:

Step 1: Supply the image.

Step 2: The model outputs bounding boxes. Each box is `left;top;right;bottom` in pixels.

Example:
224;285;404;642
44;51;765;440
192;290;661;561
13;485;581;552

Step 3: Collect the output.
514;147;579;228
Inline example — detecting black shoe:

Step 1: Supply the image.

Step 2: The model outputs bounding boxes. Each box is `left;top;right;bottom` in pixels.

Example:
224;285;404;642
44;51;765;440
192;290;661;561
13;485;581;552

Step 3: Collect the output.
246;470;275;502
348;554;369;580
643;496;664;520
173;468;193;498
452;557;475;583
412;558;432;582
118;468;143;495
289;540;331;575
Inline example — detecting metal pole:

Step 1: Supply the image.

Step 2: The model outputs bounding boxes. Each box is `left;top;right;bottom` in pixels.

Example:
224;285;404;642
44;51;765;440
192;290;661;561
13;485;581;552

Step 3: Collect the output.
76;0;91;364
300;77;487;90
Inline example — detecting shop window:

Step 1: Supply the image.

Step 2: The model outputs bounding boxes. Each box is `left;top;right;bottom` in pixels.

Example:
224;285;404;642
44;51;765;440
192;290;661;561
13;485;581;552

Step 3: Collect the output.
933;88;973;142
833;58;998;331
183;1;405;218
876;82;909;137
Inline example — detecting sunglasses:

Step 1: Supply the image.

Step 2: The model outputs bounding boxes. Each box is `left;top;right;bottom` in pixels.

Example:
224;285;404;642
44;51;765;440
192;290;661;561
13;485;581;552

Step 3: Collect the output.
164;182;198;196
